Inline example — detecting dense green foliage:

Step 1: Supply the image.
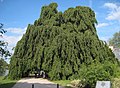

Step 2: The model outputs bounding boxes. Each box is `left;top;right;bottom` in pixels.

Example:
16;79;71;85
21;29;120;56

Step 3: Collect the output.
9;3;118;80
78;61;120;88
0;23;11;58
0;59;8;76
0;23;10;76
109;31;120;48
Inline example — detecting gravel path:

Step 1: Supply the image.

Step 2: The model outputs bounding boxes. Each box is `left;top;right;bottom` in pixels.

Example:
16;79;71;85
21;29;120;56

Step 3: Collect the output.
12;78;63;88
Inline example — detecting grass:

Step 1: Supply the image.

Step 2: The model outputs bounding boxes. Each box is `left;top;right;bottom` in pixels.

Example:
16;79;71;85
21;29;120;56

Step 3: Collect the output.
53;80;80;88
112;78;120;88
53;80;71;86
0;76;18;88
52;77;120;88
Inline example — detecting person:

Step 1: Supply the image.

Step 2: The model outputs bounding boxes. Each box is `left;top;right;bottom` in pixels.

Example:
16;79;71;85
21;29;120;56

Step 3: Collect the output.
43;71;45;78
40;70;45;78
38;69;40;78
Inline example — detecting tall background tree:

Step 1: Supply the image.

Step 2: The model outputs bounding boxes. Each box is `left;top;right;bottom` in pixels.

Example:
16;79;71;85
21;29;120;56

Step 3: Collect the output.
109;31;120;48
9;3;118;80
0;23;10;76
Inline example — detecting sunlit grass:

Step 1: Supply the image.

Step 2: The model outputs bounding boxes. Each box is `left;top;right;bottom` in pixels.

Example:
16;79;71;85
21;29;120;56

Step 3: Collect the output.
0;76;18;88
53;80;71;86
112;77;120;88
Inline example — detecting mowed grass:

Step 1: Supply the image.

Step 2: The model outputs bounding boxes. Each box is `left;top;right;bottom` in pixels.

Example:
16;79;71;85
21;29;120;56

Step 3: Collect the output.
0;76;18;88
53;80;71;86
53;77;120;88
112;78;120;88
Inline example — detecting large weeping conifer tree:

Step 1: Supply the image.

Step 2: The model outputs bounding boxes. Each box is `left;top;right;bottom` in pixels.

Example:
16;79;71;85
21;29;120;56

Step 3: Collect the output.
9;3;117;80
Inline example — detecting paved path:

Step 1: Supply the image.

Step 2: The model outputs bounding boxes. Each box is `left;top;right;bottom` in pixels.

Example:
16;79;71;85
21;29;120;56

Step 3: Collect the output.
12;78;63;88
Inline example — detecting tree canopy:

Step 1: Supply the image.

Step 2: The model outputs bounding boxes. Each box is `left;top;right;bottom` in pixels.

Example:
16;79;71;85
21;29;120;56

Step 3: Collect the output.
9;3;118;80
0;58;8;76
0;23;10;75
109;31;120;48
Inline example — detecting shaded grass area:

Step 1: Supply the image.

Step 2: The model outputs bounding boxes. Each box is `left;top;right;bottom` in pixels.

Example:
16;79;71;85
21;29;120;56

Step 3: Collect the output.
0;76;18;88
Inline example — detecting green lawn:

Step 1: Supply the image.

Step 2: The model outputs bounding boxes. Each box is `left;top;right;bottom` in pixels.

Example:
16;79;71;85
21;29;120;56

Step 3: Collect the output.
0;76;18;88
53;80;71;86
112;78;120;88
52;78;120;88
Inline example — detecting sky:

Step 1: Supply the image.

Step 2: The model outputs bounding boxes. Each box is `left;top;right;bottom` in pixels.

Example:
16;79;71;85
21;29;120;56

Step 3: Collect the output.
0;0;120;61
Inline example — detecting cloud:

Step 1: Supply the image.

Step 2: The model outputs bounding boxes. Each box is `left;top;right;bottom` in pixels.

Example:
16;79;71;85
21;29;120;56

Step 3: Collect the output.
96;23;109;28
104;2;120;21
5;27;27;34
104;3;117;9
1;27;27;54
99;36;110;42
3;35;22;46
0;34;22;55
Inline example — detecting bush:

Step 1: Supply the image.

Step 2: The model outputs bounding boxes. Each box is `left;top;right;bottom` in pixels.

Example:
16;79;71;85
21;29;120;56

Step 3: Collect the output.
78;60;120;88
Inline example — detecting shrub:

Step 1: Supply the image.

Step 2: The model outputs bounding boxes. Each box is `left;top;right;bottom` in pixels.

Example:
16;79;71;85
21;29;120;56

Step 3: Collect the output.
78;60;120;88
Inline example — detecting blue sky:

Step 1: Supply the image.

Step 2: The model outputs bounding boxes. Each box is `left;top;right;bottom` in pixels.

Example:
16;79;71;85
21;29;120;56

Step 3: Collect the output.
0;0;120;56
